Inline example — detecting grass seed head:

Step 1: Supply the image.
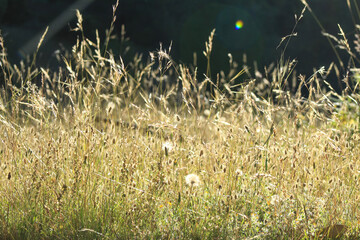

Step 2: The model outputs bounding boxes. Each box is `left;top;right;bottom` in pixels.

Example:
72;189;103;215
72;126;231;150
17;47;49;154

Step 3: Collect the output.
106;101;116;115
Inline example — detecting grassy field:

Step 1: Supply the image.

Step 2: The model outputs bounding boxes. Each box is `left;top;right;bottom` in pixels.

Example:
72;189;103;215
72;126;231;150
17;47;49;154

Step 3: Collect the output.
1;1;360;239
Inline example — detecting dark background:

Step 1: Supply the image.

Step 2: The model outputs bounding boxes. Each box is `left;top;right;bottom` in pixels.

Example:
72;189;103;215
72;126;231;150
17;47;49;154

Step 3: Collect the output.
0;0;357;88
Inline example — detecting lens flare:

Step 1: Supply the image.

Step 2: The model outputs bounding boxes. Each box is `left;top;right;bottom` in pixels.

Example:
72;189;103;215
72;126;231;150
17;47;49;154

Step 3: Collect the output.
235;20;244;30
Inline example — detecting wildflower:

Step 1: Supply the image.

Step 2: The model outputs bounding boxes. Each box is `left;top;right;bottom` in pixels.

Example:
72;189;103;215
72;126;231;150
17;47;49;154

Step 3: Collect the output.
185;174;201;187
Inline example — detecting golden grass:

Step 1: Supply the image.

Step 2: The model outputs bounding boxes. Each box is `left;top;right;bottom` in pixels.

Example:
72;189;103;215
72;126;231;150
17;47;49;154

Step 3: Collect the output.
1;2;360;239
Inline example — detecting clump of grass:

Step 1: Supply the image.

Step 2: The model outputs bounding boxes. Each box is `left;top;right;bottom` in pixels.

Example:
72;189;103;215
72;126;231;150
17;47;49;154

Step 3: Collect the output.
1;1;360;239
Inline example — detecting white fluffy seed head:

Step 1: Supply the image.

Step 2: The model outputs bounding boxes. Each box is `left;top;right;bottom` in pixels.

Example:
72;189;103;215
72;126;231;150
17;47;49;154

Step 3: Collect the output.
185;174;201;187
162;141;174;153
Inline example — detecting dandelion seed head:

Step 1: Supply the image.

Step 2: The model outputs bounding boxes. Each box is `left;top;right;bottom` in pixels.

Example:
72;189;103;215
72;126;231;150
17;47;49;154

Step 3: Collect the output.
162;141;174;153
204;109;211;117
235;169;244;177
270;195;281;205
185;173;201;187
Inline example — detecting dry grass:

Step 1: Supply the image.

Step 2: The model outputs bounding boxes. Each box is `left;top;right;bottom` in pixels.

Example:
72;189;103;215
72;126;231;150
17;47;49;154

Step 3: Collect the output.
1;2;360;239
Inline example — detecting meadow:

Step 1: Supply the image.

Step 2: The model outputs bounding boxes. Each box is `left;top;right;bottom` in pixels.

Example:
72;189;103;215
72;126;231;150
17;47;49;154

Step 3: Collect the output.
1;1;360;239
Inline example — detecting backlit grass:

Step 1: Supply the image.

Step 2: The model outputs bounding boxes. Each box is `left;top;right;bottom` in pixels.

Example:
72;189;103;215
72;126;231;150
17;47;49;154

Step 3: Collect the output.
1;1;360;239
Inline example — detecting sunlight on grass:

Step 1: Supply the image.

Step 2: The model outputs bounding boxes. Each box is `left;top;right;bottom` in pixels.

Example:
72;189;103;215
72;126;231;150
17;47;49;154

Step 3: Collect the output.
1;1;360;239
